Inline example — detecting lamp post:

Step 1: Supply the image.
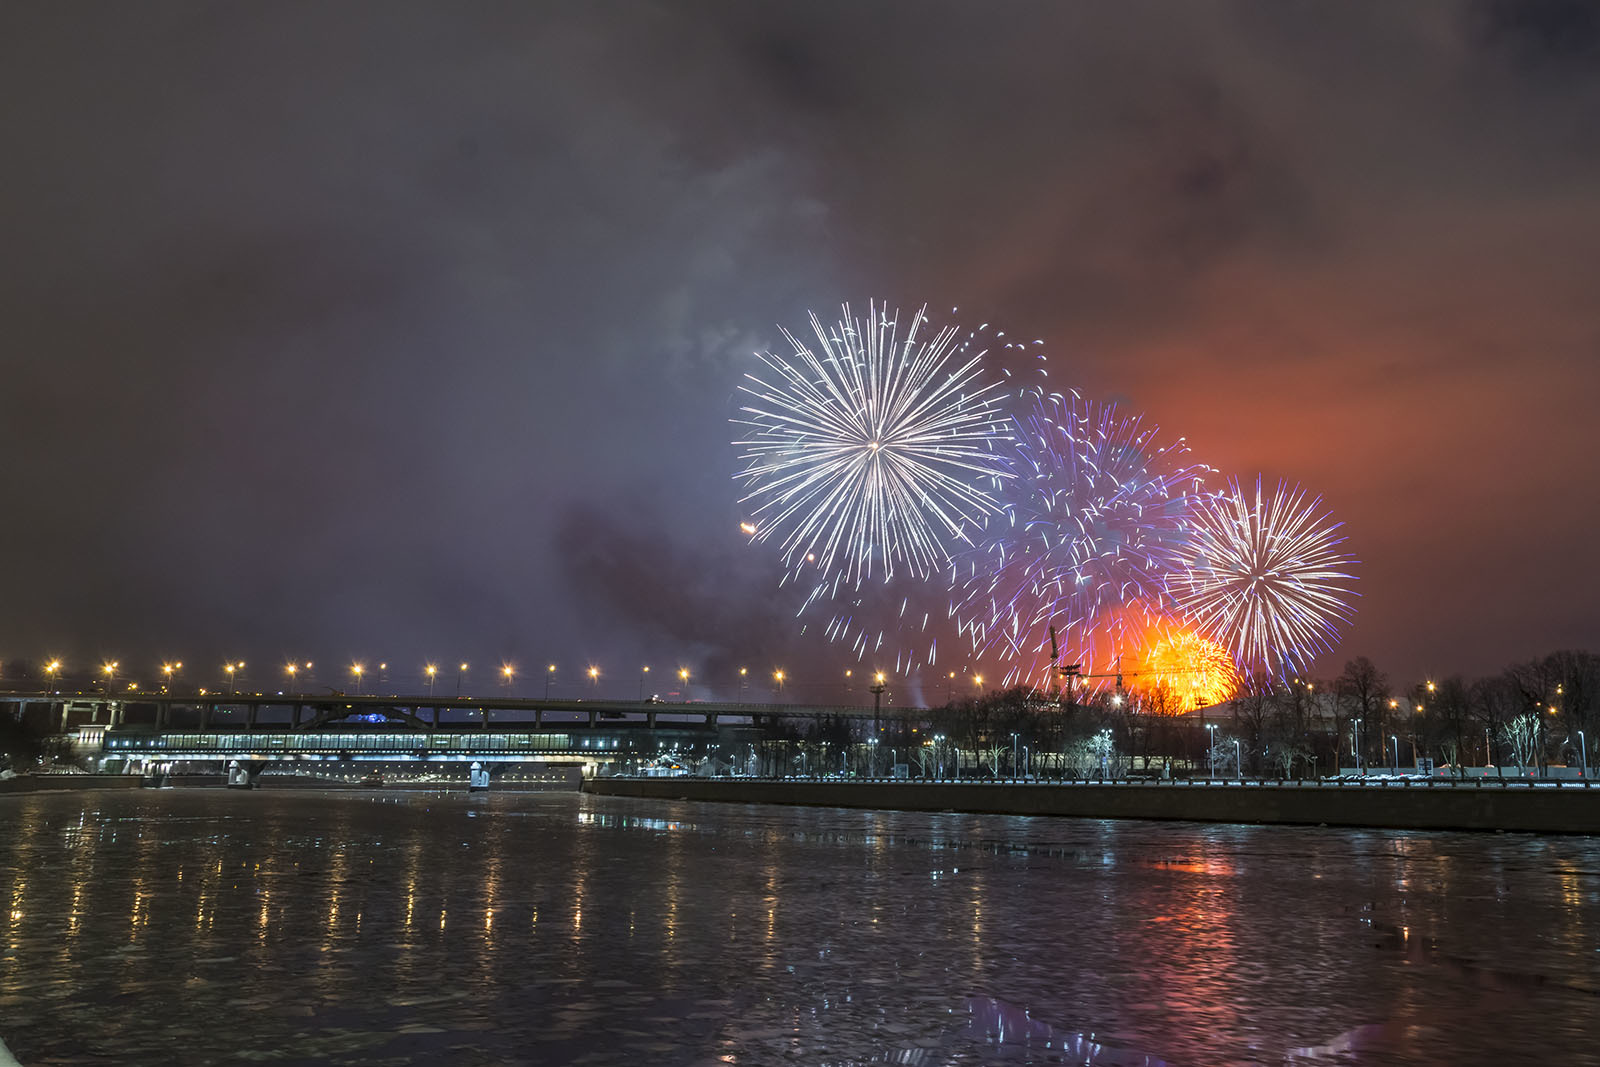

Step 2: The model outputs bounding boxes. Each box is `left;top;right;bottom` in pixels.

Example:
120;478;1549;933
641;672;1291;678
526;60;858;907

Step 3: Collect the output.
162;661;181;694
774;670;784;697
679;667;689;700
1205;723;1218;779
588;666;599;690
101;661;119;693
44;659;61;693
425;664;437;696
1391;734;1400;774
1352;717;1364;776
283;662;297;695
1233;738;1242;781
1011;732;1019;781
501;664;515;693
738;667;748;698
1579;730;1588;779
639;665;650;701
868;735;879;778
457;663;468;698
349;663;363;696
870;671;886;743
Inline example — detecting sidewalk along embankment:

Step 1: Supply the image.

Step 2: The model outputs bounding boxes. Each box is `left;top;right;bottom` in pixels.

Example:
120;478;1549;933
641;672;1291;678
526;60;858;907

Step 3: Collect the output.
583;776;1600;834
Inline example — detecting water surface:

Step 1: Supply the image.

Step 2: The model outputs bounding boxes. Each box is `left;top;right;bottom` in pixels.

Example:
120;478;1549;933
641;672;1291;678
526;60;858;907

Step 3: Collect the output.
1;789;1597;1065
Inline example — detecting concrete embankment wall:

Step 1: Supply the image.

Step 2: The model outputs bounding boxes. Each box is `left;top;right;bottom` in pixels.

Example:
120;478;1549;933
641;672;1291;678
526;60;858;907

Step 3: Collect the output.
584;777;1600;834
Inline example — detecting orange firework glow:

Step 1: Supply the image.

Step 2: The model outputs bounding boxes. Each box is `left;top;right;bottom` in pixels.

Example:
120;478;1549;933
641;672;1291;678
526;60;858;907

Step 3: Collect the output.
1132;627;1239;710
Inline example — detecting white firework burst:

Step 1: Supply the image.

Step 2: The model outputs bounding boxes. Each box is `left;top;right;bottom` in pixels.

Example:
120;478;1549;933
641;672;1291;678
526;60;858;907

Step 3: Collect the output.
733;302;1013;593
1171;476;1358;676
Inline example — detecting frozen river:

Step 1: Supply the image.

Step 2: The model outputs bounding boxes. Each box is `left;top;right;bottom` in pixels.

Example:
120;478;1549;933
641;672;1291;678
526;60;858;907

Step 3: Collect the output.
1;788;1597;1065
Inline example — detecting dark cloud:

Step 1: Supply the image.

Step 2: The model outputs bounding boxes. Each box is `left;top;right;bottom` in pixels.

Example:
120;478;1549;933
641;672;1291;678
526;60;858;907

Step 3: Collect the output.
1;1;1597;691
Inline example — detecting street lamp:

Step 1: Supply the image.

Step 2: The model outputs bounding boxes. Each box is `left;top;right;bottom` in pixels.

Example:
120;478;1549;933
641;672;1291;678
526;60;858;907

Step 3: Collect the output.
639;665;650;701
349;663;363;695
1011;732;1020;781
545;664;555;699
501;664;515;692
738;667;748;697
774;669;784;695
870;671;886;741
457;663;468;698
162;661;181;694
425;664;437;696
1205;723;1218;779
284;662;297;695
1233;738;1242;780
678;667;690;699
1578;730;1588;779
101;661;119;692
1352;718;1364;776
44;659;61;692
588;665;599;689
1391;734;1400;773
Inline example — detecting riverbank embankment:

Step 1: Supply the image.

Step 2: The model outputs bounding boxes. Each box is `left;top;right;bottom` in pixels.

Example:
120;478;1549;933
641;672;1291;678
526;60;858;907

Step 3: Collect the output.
584;776;1600;834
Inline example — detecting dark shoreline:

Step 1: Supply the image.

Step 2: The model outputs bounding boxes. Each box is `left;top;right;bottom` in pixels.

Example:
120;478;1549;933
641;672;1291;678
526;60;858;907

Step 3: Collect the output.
584;775;1600;834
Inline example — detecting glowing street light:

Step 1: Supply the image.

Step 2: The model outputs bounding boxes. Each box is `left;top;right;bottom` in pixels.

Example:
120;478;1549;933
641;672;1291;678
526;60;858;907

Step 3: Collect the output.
161;661;181;693
545;664;555;699
349;663;364;695
678;667;690;698
44;659;62;692
588;665;599;688
773;669;784;694
457;662;468;697
639;665;651;701
501;664;515;691
425;663;438;696
1205;723;1219;779
283;662;298;694
101;661;119;692
739;667;748;697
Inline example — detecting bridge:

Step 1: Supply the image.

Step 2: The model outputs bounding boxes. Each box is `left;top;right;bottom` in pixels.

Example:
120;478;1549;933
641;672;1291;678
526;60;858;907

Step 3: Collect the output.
0;689;925;731
0;689;934;775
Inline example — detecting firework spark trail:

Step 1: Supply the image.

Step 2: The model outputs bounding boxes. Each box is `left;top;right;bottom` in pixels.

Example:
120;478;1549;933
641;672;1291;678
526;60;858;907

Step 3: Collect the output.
955;391;1212;687
733;302;1014;592
1171;476;1358;676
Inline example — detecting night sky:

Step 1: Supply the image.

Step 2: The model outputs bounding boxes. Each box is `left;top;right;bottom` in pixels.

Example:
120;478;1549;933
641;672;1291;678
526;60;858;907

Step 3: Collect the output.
3;2;1597;696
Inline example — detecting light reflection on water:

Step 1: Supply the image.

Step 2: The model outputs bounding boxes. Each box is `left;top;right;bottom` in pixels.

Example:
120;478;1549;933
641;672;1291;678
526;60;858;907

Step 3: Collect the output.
0;789;1598;1065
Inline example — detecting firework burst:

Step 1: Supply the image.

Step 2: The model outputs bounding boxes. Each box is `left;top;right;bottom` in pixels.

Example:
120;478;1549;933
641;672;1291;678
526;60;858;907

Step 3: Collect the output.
1132;625;1240;709
1170;476;1358;676
733;302;1013;593
956;392;1212;687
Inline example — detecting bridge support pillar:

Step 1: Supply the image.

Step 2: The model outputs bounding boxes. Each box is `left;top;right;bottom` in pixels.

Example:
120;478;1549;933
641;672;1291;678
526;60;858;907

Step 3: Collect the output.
59;703;70;733
247;704;258;729
588;709;597;727
431;705;440;729
481;707;489;732
705;712;718;726
200;704;213;731
468;761;490;792
291;703;302;728
534;709;543;726
647;711;657;729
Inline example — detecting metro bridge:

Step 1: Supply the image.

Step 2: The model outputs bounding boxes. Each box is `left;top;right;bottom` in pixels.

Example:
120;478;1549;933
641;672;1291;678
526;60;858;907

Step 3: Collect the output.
0;689;931;772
